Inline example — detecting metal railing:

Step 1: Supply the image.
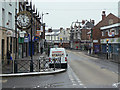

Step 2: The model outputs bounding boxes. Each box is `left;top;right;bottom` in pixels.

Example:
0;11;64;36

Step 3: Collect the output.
2;56;62;74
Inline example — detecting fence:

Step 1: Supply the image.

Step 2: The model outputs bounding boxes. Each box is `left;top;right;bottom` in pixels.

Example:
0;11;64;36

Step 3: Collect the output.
2;57;61;74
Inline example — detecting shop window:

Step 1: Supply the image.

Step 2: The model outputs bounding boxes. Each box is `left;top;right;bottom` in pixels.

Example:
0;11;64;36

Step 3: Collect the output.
113;44;119;54
115;28;119;35
101;44;106;53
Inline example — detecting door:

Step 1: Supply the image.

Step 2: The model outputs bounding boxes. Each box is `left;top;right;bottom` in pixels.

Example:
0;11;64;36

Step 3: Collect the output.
2;39;4;63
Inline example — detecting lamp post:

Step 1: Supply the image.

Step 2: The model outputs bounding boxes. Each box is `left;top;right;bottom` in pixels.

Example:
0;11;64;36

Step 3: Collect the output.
106;39;109;60
30;0;34;72
41;12;49;50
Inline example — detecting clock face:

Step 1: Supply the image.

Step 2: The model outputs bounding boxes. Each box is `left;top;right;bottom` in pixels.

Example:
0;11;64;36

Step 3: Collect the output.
17;11;31;30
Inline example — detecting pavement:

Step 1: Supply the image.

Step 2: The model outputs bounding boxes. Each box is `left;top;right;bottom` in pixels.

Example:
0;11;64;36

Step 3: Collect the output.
1;69;66;77
1;51;67;77
2;52;46;74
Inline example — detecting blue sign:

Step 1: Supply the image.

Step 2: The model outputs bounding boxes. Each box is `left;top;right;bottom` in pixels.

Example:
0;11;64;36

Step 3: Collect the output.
24;38;29;42
94;45;100;53
34;36;39;41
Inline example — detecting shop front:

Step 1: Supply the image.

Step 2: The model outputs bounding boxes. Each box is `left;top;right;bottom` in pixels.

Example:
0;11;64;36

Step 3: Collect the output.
101;38;120;60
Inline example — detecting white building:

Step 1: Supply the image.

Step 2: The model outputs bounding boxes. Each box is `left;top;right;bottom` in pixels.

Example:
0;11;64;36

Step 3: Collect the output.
45;28;70;48
0;0;19;64
58;28;70;48
45;29;60;44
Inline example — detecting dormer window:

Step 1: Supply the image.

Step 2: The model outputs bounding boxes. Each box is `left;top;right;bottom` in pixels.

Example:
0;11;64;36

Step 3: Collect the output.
109;19;113;25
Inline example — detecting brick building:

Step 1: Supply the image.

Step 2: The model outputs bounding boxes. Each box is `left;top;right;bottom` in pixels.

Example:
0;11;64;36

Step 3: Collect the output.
92;11;120;54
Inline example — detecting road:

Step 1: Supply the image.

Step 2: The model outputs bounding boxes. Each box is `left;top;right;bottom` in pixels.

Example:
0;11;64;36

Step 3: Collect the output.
2;50;118;88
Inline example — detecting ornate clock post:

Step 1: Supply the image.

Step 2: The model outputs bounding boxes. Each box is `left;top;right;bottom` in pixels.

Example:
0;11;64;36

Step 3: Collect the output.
17;11;31;30
16;10;33;72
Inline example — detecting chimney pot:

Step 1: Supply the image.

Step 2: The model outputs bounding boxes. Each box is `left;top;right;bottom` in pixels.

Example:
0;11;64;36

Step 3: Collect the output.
102;11;106;20
82;20;85;25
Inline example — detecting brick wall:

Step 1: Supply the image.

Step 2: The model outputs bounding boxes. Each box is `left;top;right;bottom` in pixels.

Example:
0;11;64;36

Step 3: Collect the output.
92;13;120;52
81;29;90;40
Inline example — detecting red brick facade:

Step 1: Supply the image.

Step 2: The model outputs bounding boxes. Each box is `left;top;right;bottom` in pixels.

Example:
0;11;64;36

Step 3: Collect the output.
92;13;120;53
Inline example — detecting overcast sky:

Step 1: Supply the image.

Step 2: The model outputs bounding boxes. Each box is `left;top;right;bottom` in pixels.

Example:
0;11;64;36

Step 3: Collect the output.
32;0;119;29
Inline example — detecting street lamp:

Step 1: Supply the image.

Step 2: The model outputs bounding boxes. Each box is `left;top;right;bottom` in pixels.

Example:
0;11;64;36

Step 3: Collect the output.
42;12;49;24
41;12;49;50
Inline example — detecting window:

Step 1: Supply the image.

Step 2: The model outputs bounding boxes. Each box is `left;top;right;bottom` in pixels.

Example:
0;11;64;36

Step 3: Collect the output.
66;37;67;40
2;8;5;27
8;12;12;29
109;19;113;25
115;27;119;35
102;31;104;36
64;31;65;35
105;30;108;36
58;37;59;40
63;37;65;40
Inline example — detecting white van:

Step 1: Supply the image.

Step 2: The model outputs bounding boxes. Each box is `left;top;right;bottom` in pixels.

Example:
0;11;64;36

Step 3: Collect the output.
49;48;68;69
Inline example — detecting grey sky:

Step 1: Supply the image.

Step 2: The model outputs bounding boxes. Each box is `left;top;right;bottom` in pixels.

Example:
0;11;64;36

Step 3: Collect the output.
33;1;118;29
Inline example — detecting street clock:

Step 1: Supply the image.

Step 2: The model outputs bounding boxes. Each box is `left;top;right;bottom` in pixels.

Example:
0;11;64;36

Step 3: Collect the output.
17;11;31;30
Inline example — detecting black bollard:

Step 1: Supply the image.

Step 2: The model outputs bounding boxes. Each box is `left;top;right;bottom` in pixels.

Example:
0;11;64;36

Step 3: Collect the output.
14;60;17;73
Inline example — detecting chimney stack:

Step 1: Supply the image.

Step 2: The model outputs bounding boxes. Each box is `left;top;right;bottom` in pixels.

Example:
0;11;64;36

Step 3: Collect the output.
82;20;85;25
91;20;95;25
102;11;106;20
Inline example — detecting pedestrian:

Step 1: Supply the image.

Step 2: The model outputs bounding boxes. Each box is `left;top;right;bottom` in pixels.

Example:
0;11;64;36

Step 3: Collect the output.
7;50;11;64
41;47;43;54
48;46;50;56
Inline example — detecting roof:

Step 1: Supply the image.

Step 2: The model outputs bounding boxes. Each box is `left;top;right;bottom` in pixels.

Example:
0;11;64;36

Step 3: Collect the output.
45;29;60;36
94;13;120;29
100;23;120;30
72;20;94;30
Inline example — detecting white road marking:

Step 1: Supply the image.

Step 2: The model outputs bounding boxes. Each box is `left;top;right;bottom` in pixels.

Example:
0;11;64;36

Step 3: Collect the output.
13;86;15;88
73;84;77;85
79;84;83;85
68;65;87;88
37;86;40;87
112;82;120;87
78;80;81;83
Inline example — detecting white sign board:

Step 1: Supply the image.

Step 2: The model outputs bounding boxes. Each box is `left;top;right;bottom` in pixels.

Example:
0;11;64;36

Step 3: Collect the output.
108;32;115;37
101;38;120;44
19;32;25;38
93;40;98;43
6;30;13;37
